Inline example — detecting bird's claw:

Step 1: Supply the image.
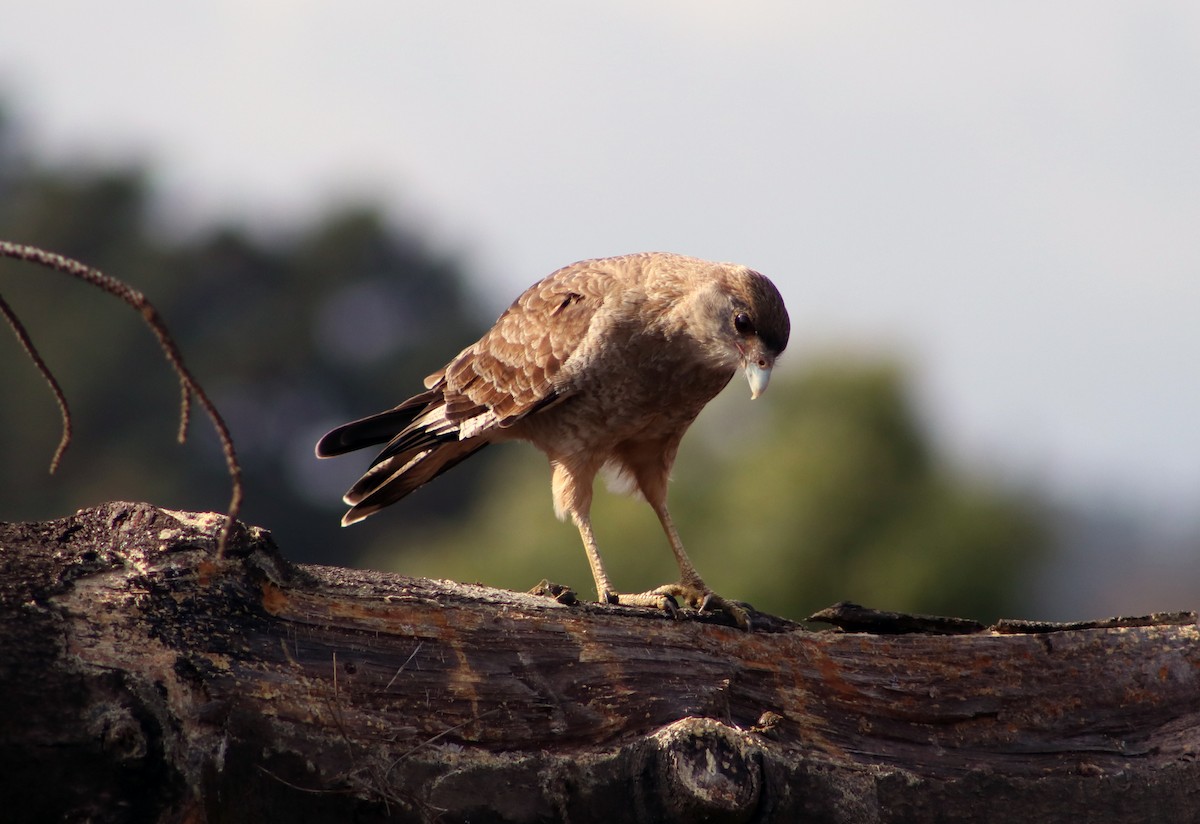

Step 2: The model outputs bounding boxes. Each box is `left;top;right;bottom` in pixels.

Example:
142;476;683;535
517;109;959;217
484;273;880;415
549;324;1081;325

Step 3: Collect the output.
709;595;753;631
668;585;751;630
658;593;681;618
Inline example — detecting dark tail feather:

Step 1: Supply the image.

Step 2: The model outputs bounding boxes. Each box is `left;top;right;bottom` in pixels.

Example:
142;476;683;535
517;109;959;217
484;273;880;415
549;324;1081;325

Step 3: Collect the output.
317;386;485;525
315;391;438;458
341;440;488;525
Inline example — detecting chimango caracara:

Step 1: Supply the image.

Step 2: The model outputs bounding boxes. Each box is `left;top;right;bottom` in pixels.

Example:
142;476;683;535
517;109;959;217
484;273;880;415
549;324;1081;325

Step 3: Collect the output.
316;252;790;628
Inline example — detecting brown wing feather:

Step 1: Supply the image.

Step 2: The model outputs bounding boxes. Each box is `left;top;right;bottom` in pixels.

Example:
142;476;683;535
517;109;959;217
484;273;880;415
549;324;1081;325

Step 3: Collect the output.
435;259;613;433
324;258;617;524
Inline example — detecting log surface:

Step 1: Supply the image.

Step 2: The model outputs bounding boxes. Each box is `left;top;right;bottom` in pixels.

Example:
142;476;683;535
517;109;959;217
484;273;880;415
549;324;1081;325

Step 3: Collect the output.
2;502;1200;823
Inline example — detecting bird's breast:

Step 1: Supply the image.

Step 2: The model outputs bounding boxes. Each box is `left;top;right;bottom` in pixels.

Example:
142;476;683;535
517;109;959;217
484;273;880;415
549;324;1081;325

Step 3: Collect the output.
507;350;735;457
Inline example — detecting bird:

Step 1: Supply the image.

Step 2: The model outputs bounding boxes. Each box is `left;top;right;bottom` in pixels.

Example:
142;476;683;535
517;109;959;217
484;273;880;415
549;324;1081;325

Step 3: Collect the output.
315;251;790;628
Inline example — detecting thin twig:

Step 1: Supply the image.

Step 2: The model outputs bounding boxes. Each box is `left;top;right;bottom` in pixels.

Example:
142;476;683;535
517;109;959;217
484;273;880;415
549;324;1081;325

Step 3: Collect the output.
0;240;243;555
385;642;424;692
0;292;72;473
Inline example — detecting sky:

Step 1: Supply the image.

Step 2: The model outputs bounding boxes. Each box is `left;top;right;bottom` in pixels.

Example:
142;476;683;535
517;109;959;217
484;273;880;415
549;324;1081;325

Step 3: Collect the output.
2;1;1199;524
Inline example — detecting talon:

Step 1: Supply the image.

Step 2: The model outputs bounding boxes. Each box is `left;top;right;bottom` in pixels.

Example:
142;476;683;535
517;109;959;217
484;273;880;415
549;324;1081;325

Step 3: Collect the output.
658;593;681;619
601;590;620;605
691;589;753;631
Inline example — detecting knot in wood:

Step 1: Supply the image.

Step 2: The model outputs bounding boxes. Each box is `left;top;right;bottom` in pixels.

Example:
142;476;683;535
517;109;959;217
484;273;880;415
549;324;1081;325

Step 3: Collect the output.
87;704;148;763
651;717;761;823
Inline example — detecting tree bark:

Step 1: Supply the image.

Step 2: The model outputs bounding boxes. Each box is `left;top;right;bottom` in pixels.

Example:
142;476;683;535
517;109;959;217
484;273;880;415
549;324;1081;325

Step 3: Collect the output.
3;501;1199;823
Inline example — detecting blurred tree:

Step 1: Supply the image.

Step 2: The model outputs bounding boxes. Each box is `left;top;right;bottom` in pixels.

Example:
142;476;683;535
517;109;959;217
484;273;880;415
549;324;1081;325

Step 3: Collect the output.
370;359;1047;622
0;109;488;563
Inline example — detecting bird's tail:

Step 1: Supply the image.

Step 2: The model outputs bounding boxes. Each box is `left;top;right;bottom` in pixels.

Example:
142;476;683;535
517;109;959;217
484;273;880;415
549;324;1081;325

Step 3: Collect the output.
338;439;487;525
315;403;427;458
315;389;487;526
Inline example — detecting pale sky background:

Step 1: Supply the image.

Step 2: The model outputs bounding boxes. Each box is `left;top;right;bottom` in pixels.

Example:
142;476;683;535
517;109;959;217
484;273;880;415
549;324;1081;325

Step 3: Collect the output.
2;2;1199;527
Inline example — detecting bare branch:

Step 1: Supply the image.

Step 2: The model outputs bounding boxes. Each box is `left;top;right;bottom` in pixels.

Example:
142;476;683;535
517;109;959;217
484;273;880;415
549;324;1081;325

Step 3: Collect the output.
0;292;72;473
0;241;243;554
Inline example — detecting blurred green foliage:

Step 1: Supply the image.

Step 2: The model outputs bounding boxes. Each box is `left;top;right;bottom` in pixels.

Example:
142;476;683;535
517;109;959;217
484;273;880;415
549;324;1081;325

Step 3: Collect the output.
0;107;1046;619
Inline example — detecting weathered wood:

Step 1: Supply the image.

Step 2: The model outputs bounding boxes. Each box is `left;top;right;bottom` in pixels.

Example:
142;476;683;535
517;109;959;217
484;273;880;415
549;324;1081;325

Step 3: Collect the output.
3;502;1200;823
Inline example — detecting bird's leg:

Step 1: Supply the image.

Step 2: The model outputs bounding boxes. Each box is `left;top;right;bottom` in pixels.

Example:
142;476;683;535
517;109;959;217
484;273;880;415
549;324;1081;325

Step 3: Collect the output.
553;458;651;608
650;500;706;590
571;510;617;604
553;460;611;600
553;457;727;623
568;508;681;615
588;447;751;628
638;498;751;629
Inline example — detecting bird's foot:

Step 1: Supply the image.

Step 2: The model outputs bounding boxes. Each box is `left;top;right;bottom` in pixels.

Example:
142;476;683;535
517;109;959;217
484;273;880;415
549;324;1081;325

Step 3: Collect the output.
605;588;681;618
608;584;752;630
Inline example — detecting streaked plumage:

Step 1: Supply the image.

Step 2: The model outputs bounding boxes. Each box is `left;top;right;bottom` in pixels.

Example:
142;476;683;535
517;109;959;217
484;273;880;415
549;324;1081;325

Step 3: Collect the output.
316;251;790;627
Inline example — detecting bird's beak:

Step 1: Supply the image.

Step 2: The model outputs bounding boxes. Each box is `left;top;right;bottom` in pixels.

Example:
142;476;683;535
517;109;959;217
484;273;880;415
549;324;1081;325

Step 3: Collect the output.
744;359;773;400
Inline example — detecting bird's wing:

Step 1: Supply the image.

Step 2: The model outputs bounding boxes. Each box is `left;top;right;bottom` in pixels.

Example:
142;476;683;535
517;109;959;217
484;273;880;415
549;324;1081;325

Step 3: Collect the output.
365;260;613;466
329;262;613;521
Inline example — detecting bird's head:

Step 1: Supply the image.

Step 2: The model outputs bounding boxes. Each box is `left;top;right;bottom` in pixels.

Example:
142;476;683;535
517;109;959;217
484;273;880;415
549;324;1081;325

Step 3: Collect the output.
727;268;790;398
688;264;791;399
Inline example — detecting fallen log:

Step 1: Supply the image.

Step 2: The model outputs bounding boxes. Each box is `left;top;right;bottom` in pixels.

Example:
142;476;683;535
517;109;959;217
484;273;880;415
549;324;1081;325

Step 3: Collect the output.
2;501;1199;823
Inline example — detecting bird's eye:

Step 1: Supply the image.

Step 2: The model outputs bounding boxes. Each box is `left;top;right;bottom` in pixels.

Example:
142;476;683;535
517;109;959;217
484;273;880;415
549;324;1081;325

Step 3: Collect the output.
733;312;755;335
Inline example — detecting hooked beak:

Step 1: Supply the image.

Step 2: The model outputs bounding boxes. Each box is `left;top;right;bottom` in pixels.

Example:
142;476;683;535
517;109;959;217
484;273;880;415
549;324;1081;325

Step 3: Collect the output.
744;359;773;400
